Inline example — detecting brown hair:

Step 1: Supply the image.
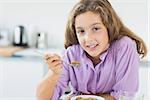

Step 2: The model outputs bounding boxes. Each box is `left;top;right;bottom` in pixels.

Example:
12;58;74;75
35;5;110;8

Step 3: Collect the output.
64;0;147;58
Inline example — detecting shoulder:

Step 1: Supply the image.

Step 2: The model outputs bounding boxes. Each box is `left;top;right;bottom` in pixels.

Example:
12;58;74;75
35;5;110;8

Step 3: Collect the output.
111;36;140;70
112;36;136;51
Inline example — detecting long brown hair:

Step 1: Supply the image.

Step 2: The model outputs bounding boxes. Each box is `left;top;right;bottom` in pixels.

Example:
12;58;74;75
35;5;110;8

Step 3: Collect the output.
64;0;147;58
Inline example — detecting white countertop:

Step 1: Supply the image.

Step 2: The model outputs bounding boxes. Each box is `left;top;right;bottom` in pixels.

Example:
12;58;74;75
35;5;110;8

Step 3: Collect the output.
14;48;62;57
1;47;149;67
0;97;36;100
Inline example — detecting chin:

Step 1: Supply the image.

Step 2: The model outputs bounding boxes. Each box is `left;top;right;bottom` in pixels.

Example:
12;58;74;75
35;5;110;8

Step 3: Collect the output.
87;52;101;58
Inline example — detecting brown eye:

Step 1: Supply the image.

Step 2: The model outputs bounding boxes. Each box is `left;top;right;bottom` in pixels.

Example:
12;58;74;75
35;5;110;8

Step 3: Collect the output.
77;30;85;35
93;27;100;31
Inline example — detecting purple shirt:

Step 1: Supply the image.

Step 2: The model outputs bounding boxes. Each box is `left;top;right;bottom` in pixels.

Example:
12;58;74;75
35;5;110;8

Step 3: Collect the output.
52;36;139;100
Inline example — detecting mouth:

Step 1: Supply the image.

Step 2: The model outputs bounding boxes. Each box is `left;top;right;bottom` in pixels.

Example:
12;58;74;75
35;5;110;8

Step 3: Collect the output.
86;44;99;50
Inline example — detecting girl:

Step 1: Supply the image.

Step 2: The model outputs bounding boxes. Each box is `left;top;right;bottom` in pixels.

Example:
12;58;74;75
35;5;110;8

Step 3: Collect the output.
36;0;147;100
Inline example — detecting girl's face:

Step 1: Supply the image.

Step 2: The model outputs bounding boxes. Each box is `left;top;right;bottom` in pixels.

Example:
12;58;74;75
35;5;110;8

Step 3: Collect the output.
75;11;109;59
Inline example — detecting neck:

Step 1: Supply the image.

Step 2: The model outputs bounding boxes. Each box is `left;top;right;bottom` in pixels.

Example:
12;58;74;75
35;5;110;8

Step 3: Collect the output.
92;58;101;66
87;54;101;67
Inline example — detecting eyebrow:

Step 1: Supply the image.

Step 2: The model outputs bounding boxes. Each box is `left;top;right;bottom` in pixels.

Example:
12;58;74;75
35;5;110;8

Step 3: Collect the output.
75;22;102;29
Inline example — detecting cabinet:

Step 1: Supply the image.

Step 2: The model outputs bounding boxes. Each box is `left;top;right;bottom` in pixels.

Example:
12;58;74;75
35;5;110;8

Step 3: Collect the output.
0;50;149;99
137;61;150;99
0;56;43;99
0;48;62;99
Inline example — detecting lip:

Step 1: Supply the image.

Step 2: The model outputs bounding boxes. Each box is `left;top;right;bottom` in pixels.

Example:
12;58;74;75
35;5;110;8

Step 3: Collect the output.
87;44;99;51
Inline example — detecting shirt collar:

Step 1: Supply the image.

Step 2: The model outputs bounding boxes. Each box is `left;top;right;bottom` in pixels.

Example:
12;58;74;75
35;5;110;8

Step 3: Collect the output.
79;45;109;62
99;49;109;62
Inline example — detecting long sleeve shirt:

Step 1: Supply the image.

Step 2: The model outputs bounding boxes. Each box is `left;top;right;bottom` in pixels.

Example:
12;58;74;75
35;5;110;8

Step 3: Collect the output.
52;36;140;100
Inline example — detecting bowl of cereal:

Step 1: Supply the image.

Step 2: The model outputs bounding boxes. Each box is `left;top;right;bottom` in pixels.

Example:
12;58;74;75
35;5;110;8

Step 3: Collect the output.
71;95;105;100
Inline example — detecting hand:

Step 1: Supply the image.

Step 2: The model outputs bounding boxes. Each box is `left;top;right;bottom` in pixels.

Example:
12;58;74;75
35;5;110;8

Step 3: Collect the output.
44;53;62;75
96;93;116;100
81;92;116;100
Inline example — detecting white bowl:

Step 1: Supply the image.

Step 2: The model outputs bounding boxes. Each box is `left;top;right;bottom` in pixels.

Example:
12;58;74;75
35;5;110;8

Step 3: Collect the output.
71;95;105;100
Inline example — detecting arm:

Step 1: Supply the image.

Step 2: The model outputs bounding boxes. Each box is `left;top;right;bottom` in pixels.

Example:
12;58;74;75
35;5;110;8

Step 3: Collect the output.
80;92;116;100
97;93;116;100
36;70;60;100
36;53;70;100
111;37;140;99
36;53;63;100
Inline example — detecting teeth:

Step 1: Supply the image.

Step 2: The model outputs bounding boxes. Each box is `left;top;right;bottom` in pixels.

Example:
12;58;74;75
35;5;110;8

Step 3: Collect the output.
88;44;97;48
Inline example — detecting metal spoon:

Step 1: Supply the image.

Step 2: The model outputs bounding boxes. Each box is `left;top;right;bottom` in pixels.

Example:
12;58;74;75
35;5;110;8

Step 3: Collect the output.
34;50;80;67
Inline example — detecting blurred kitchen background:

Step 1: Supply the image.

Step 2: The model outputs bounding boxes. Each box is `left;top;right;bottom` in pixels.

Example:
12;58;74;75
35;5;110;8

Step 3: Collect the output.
0;0;149;100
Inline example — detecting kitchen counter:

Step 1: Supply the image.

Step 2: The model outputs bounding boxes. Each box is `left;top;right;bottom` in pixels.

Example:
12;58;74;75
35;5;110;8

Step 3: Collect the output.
140;60;150;67
14;48;150;66
12;47;62;57
0;48;149;99
0;97;36;100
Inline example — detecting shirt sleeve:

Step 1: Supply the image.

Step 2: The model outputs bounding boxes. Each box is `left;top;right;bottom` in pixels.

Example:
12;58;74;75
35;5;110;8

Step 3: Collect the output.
110;37;140;100
51;49;70;100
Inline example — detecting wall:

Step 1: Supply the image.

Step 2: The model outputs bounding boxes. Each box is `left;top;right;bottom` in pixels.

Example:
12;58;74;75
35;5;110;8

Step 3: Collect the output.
0;0;78;48
0;0;149;57
111;0;149;60
0;0;149;99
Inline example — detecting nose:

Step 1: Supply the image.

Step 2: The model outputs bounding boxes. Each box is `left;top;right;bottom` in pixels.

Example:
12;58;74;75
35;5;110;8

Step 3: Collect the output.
84;31;94;42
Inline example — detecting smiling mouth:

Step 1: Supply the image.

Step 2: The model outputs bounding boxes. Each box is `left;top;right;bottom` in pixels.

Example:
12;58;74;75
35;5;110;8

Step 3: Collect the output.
87;44;99;49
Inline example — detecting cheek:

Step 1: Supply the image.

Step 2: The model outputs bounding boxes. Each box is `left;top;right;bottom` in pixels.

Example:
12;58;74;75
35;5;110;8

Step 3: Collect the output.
100;32;109;42
78;38;84;45
77;36;85;46
105;34;109;43
102;35;109;43
77;35;82;42
101;34;109;47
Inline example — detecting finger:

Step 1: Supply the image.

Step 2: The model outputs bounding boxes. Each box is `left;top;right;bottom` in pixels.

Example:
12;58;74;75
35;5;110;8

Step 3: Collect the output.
51;64;62;73
49;60;62;68
44;55;51;63
48;53;61;60
44;53;60;61
50;63;62;70
46;59;61;68
44;54;50;60
47;55;61;63
49;63;62;73
53;54;61;59
44;54;53;60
